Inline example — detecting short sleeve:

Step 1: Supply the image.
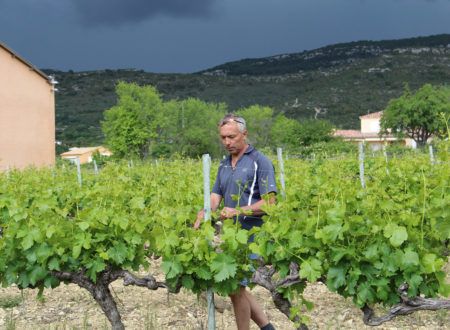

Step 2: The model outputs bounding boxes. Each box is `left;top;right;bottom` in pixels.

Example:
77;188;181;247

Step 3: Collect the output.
257;155;277;195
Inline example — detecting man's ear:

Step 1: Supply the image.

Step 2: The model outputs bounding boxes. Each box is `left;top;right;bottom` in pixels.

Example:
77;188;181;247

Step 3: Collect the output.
243;130;248;142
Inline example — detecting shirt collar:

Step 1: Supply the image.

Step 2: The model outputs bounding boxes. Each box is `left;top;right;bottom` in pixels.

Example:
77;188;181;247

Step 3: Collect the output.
225;144;253;164
243;144;254;154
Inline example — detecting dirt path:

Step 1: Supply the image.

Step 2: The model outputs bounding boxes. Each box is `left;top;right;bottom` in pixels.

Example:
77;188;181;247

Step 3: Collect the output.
0;266;448;330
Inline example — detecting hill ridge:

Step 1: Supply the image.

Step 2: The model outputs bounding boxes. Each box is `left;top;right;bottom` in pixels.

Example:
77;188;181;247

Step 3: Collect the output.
200;34;450;76
43;33;450;147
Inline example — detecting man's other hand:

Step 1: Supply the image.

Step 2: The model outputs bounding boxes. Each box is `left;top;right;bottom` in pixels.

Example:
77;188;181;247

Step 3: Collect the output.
193;210;205;229
220;207;239;220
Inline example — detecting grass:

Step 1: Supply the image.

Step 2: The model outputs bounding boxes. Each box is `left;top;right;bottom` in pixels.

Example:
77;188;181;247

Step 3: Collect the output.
143;304;158;330
82;312;90;329
4;310;16;330
0;294;23;309
435;309;449;327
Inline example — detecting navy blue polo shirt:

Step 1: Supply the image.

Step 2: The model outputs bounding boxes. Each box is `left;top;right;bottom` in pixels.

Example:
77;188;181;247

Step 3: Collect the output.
212;145;277;230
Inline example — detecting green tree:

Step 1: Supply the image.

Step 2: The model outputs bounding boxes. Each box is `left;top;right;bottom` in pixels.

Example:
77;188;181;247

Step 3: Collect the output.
269;114;301;151
237;105;274;148
380;84;450;147
297;119;334;146
101;82;228;159
101;82;163;159
161;98;227;158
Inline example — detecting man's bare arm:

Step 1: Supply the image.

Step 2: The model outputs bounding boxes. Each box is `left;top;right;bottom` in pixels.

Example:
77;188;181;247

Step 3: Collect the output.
193;193;222;229
220;192;276;219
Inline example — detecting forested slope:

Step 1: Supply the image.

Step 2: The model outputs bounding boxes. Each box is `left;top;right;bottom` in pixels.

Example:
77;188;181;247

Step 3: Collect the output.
44;34;450;147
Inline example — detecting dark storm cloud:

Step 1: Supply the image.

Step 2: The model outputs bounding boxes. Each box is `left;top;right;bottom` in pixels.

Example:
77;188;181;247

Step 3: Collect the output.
1;0;449;73
71;0;218;26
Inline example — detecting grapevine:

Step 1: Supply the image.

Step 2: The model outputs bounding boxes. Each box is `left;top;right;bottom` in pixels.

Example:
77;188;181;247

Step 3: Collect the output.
0;150;448;329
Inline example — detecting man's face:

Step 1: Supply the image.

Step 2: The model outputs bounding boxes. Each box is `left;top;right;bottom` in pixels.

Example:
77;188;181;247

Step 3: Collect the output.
219;122;247;156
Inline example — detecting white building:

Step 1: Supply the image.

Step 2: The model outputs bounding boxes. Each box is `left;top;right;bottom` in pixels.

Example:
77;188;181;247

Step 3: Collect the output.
334;111;417;150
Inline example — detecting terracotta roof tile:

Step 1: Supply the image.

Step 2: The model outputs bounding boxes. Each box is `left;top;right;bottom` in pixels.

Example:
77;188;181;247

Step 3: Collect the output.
61;146;104;156
334;129;395;139
333;130;363;138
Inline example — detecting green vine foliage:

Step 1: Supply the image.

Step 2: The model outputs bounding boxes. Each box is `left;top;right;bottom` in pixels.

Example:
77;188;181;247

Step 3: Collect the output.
0;160;253;297
0;150;448;320
0;163;160;288
253;151;449;312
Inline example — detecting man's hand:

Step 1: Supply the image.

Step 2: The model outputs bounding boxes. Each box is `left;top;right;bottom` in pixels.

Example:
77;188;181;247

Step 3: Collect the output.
194;206;237;229
193;209;204;229
193;193;223;230
220;207;239;220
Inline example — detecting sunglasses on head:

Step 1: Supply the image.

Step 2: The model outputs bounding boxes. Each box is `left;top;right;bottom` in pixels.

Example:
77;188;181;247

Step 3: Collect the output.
219;117;245;127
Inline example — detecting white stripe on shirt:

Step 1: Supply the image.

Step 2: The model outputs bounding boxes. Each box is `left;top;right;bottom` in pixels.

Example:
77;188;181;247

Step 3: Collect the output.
248;161;258;206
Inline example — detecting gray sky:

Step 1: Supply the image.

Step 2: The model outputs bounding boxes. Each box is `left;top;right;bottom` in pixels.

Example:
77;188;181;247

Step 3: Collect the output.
1;0;449;73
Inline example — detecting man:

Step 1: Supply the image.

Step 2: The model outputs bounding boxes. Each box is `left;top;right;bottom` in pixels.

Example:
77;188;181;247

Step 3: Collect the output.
194;113;277;330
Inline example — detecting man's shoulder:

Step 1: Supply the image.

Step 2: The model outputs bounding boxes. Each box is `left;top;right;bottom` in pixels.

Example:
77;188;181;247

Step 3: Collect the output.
246;148;274;169
246;147;260;162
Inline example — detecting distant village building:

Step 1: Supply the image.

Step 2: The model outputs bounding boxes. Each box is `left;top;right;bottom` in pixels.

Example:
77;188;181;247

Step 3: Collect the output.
334;111;416;150
60;146;112;164
0;42;55;170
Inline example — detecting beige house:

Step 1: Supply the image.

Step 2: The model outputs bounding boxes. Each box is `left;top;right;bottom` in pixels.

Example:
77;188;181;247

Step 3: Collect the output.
60;146;112;164
0;42;55;170
334;111;416;150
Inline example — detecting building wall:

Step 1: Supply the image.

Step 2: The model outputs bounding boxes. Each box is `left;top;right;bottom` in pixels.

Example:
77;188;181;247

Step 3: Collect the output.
0;47;55;170
361;117;381;133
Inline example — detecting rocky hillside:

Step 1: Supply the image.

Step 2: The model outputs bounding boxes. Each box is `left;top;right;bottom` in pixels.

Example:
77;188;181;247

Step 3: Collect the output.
44;34;450;147
201;34;450;75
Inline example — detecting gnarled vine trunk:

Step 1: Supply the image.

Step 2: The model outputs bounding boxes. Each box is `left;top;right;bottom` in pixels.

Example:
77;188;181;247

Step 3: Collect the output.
253;263;309;330
362;283;450;326
51;268;167;330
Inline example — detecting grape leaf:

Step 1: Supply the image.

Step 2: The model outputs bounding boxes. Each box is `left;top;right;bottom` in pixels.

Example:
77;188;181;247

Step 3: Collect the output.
211;254;237;282
327;266;346;291
195;266;212;280
299;258;322;282
162;259;183;279
390;226;408;247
